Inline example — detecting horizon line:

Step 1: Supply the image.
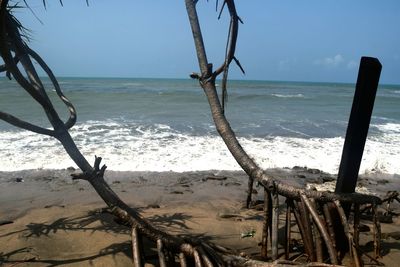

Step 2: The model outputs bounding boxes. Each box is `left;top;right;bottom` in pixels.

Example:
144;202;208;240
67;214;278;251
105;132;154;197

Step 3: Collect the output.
38;76;400;87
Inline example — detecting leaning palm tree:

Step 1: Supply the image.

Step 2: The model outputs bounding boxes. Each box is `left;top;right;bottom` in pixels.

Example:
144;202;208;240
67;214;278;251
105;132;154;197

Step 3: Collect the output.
0;1;231;266
186;0;382;265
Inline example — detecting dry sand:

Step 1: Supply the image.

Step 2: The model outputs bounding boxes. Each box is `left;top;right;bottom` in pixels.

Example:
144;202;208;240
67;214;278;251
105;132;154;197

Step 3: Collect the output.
1;168;400;266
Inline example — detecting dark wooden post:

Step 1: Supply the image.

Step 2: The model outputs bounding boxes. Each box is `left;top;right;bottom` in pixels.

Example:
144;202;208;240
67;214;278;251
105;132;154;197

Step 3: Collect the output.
335;57;382;194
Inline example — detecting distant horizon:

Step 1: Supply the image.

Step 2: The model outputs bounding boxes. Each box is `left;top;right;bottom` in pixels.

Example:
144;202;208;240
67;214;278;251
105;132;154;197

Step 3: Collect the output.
19;75;399;87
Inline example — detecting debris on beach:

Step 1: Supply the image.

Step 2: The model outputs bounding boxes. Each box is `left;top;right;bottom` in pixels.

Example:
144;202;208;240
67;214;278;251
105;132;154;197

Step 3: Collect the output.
241;229;256;238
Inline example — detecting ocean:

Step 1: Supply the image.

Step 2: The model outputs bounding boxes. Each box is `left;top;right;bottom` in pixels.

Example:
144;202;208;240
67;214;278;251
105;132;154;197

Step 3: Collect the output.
0;77;399;175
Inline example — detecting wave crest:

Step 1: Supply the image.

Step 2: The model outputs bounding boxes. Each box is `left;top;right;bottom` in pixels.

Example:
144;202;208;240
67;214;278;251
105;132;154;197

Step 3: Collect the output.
1;121;399;174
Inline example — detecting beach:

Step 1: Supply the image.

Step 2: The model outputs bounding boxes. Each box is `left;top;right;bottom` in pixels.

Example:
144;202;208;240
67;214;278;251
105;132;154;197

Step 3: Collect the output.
1;168;400;266
2;0;400;264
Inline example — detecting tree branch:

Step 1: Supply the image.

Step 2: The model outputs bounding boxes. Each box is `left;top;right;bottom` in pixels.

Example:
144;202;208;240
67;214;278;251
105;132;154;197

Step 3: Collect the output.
28;48;77;129
0;111;55;136
185;0;210;76
214;0;240;76
1;1;75;134
301;194;338;264
0;4;49;107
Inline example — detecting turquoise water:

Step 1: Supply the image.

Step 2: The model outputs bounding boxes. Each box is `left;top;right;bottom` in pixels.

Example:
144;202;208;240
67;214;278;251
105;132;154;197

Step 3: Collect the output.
1;77;399;174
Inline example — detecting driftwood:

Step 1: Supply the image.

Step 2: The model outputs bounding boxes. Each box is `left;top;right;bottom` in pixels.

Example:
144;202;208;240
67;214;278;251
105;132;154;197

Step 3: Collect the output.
131;227;142;267
372;203;382;259
1;0;385;266
261;188;272;259
284;200;291;260
302;195;337;264
271;190;279;260
180;252;188;267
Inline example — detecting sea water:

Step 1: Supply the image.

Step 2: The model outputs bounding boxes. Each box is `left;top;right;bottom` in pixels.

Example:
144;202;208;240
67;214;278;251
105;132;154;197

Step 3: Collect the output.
0;77;399;174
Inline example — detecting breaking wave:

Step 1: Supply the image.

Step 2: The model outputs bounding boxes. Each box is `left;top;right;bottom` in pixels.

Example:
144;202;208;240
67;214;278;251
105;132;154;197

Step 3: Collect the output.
1;121;399;174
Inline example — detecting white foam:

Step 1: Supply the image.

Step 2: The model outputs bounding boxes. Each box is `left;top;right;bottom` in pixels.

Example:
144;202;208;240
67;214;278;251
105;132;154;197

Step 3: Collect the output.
375;123;400;134
121;82;144;87
271;93;305;98
1;121;399;174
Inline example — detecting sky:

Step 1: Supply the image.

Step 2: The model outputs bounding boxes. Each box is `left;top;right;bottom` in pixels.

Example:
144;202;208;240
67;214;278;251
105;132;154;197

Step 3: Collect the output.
12;0;400;84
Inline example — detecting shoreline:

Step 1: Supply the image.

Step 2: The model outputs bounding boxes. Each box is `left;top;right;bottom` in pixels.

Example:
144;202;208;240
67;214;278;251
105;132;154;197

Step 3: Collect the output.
1;168;399;266
1;167;398;220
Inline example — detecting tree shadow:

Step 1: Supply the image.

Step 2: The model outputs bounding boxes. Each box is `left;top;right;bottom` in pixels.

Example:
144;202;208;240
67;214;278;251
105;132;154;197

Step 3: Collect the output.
0;207;130;239
147;212;193;231
12;209;195;239
361;239;400;257
0;247;37;264
0;207;205;266
179;232;217;244
19;208;131;239
0;242;133;267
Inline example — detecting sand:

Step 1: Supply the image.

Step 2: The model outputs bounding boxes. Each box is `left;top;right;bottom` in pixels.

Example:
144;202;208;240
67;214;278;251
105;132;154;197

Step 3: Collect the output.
1;168;400;266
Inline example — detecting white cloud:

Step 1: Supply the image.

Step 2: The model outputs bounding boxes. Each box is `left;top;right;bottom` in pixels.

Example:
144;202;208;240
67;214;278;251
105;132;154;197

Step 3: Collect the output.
314;54;344;68
347;60;358;69
278;58;297;71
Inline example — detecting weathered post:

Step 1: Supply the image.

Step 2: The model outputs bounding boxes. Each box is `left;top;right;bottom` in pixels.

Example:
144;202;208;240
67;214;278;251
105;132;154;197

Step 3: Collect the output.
335;57;382;194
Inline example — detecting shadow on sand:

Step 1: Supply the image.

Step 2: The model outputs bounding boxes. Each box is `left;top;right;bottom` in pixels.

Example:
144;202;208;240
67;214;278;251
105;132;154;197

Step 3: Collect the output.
0;207;218;266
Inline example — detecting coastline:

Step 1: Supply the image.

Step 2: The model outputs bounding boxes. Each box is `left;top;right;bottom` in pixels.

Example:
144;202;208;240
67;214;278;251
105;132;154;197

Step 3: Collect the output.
1;168;399;266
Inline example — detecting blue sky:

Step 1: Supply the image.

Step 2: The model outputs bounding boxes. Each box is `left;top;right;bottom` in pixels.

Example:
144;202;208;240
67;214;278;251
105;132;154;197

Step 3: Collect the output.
14;0;400;84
